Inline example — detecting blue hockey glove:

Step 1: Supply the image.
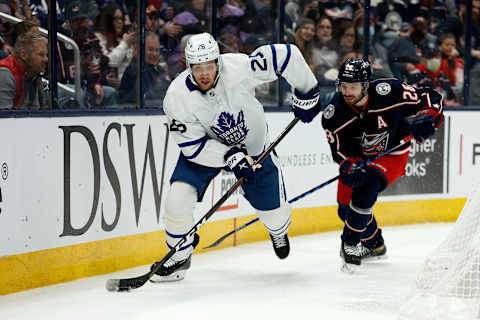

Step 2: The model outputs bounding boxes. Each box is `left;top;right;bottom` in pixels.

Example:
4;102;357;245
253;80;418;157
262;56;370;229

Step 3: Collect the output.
291;84;321;123
409;114;435;143
339;157;367;188
224;146;262;182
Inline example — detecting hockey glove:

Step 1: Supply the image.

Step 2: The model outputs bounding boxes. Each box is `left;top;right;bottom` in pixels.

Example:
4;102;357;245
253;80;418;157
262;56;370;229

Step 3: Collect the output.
409;114;435;143
339;157;367;188
225;146;262;182
291;84;321;123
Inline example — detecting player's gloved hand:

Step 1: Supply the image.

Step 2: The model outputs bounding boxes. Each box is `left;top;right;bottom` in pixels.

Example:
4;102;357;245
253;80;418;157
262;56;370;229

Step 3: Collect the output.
409;114;435;143
291;84;321;123
339;157;367;188
224;146;262;182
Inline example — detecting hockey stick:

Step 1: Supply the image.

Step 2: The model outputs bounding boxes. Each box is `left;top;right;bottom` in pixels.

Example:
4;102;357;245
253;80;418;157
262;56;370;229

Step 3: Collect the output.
105;117;300;292
203;136;413;249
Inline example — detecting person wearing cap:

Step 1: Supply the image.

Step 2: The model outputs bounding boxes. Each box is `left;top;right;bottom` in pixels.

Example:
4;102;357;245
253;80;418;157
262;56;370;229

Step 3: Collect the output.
57;0;116;108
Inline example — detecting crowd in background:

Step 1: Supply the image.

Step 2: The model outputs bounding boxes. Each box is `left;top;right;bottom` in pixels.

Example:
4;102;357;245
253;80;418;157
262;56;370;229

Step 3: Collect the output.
0;0;479;110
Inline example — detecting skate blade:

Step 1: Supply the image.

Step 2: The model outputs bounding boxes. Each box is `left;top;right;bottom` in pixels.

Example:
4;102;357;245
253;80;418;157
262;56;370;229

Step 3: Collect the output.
149;270;186;283
341;262;360;274
362;254;388;262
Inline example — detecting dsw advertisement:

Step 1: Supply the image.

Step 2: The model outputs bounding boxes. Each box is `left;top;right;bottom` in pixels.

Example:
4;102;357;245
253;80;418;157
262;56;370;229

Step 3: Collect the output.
0;117;170;257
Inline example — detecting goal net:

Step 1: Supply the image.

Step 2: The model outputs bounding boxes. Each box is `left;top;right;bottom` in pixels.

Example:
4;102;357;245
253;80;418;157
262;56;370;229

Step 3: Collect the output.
399;180;480;320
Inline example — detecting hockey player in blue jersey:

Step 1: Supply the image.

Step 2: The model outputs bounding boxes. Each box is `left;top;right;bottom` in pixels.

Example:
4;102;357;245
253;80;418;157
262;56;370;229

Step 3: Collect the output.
321;57;444;271
150;33;322;282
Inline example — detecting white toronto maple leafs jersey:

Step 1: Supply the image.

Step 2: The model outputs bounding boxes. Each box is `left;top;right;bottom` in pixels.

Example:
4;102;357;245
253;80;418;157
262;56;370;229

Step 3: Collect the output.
163;44;317;168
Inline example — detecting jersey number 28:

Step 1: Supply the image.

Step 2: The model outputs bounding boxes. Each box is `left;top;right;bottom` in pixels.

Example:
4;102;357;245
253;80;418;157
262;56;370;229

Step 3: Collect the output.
401;83;418;101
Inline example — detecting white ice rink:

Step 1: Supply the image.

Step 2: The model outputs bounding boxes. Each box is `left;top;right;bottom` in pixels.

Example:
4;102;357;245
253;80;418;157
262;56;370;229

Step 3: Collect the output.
0;223;453;320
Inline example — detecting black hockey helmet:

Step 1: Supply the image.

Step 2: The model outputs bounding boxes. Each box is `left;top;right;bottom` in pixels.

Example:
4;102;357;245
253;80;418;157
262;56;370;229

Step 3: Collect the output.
337;57;373;83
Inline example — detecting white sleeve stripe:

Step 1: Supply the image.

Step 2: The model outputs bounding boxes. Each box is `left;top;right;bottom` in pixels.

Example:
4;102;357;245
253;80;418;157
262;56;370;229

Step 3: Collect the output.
367;101;420;113
333;117;358;134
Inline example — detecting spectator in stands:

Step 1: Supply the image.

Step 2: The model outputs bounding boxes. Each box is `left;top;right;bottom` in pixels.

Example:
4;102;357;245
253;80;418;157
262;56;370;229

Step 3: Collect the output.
353;11;393;79
118;32;170;107
0;35;12;59
294;17;315;71
375;0;411;23
93;4;135;87
216;0;244;36
170;0;208;36
29;0;99;29
218;33;242;53
13;18;40;36
285;0;300;24
407;42;460;106
57;0;116;108
29;0;64;28
438;33;464;95
96;0;132;26
0;32;48;109
168;34;191;79
163;0;207;53
147;3;182;38
311;15;337;105
380;11;418;81
333;21;358;62
311;16;336;80
298;0;320;22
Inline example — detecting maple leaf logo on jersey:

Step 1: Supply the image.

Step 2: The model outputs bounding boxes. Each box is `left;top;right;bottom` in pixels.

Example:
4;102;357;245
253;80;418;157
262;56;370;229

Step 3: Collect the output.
359;131;389;157
211;111;249;146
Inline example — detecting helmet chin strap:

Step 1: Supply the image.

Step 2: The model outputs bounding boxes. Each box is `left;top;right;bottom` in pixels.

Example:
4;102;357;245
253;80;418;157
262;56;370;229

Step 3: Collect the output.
354;88;369;106
358;82;369;102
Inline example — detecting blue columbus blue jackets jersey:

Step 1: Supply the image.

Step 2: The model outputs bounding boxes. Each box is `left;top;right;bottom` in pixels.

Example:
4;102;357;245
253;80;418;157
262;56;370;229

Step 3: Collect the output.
321;78;444;164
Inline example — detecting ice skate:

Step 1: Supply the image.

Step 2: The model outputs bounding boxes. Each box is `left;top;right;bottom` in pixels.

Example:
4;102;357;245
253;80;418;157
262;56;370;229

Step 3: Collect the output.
150;233;199;283
360;229;387;261
359;242;387;261
270;233;290;259
340;240;361;274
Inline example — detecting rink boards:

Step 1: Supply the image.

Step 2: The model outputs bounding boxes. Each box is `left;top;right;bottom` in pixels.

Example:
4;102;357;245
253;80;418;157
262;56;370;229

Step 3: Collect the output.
0;110;477;294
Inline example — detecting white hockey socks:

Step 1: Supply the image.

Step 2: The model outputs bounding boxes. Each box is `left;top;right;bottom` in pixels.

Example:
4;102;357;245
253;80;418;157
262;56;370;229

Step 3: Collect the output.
164;181;197;261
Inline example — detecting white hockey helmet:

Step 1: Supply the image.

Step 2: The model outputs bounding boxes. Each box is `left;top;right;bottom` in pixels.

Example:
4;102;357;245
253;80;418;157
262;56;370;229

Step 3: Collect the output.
185;33;222;82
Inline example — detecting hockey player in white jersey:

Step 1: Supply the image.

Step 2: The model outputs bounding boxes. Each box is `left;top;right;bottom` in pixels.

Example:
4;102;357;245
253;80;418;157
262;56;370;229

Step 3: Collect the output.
150;32;321;282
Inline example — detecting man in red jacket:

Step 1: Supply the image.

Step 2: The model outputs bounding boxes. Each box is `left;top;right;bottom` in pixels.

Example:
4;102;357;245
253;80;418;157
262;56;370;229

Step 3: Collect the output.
407;41;460;106
0;32;48;109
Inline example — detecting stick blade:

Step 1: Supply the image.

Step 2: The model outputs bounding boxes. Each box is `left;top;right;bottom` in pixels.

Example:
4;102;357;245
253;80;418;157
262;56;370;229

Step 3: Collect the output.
105;274;149;292
105;279;122;292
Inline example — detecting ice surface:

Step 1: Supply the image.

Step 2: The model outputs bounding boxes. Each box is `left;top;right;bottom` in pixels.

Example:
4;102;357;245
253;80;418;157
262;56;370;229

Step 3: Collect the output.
0;223;452;320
